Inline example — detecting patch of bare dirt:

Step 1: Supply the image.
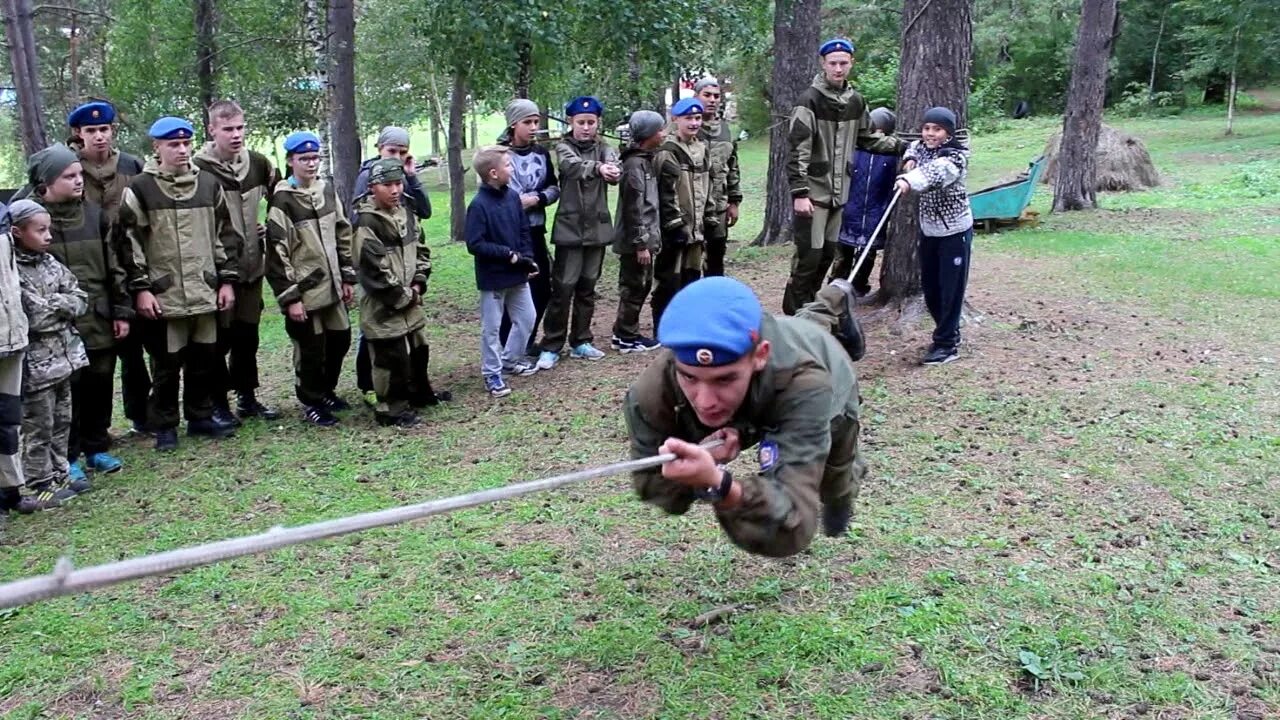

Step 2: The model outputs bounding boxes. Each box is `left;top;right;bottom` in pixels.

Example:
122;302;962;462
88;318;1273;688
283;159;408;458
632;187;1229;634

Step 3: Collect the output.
546;665;661;718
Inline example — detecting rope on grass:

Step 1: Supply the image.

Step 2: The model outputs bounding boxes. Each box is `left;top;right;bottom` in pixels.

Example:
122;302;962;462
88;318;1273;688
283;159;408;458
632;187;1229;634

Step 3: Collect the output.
0;440;722;611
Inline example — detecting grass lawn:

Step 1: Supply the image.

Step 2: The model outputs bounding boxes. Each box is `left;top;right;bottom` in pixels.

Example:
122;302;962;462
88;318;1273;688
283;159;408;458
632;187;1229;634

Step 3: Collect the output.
2;106;1278;719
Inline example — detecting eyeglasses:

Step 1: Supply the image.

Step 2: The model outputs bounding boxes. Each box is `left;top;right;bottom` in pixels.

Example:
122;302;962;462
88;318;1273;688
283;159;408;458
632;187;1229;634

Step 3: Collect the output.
295;155;322;165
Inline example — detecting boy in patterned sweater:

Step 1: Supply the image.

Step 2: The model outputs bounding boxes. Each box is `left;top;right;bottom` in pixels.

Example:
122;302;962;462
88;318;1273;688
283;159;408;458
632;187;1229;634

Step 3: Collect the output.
895;107;973;366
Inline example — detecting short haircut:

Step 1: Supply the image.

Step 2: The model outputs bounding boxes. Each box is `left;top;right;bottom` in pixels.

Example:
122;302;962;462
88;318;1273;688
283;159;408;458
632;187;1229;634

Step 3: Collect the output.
208;100;244;124
472;145;509;180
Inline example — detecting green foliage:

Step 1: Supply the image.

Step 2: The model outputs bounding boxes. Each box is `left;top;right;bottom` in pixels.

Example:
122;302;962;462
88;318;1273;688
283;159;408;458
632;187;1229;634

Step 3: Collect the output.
1113;82;1184;117
853;57;899;111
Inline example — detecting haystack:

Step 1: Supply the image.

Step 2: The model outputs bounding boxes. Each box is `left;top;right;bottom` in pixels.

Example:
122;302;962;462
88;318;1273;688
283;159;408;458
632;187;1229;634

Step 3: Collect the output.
1041;124;1160;191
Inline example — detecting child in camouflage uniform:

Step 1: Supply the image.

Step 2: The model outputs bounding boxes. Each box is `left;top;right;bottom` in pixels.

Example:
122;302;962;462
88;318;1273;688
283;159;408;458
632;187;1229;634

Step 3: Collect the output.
10;199;90;504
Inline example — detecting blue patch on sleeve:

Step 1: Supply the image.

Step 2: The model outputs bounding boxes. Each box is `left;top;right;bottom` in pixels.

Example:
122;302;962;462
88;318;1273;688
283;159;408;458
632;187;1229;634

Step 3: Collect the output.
758;439;779;472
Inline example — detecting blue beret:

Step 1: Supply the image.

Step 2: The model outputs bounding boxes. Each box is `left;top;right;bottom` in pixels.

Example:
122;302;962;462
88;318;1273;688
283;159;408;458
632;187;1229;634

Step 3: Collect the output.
284;131;321;154
819;38;855;56
565;96;603;117
67;101;116;127
149;116;194;140
671;98;705;117
658;277;763;367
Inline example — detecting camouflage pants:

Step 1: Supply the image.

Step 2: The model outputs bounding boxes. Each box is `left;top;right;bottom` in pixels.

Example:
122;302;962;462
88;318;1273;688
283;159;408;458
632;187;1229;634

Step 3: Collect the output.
782;205;842;315
0;351;22;489
823;414;867;507
22;379;72;487
369;327;433;420
612;252;655;340
540;245;605;352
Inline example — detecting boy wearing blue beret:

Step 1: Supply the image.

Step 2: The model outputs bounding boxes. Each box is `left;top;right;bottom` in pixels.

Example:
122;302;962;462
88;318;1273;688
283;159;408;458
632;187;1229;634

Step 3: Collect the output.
783;38;905;315
894;106;973;365
694;77;743;278
193;100;281;424
609;110;665;353
534;96;620;370
67;99;152;435
265;132;357;426
650;97;712;329
117;116;243;451
623;276;866;558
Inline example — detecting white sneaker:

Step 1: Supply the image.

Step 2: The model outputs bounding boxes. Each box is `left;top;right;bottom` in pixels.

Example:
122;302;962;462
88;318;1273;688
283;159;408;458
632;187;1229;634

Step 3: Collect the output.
505;360;539;377
570;343;606;360
536;351;559;370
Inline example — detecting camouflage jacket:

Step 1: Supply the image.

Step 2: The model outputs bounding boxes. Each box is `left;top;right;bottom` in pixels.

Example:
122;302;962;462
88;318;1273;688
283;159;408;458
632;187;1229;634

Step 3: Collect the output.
624;313;860;557
16;249;88;392
698;118;743;224
266;178;356;312
193;145;278;282
655;136;712;244
353;199;430;340
0;232;28;355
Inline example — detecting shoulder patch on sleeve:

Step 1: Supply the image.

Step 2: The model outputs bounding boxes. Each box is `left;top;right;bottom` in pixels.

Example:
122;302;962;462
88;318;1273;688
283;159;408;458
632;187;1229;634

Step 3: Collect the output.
759;439;780;472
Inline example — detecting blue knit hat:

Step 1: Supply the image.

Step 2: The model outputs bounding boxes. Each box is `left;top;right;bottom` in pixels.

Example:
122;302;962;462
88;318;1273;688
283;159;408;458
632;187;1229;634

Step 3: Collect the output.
149;117;194;140
658;277;764;367
67;101;115;128
671;98;705;118
565;96;603;117
283;131;321;154
819;38;855;56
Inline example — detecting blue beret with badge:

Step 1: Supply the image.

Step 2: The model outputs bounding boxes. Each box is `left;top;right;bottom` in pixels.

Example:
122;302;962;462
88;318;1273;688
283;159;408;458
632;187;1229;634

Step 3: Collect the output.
67;101;116;128
658;277;763;367
565;96;603;117
670;98;705;118
283;131;321;154
148;116;194;140
819;38;855;56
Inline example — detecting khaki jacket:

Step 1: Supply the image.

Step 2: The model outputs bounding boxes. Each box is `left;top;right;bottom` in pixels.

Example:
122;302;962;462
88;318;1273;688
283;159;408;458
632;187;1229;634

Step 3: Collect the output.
266;179;355;311
193;145;278;282
612;146;661;254
699;118;743;227
353;199;430;340
41;198;132;350
0;232;29;354
551;137;619;248
655;136;712;244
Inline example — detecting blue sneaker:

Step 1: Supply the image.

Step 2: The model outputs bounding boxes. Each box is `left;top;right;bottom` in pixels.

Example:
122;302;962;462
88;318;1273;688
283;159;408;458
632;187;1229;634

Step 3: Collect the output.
68;460;88;483
485;374;512;398
87;452;123;474
535;351;559;370
66;463;92;494
570;343;606;361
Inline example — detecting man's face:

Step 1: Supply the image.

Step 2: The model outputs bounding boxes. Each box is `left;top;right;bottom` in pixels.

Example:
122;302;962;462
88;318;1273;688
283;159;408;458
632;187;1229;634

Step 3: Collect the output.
512;115;540;146
14;215;52;253
696;86;721;115
370;179;403;208
154;138;192;169
822;52;853;84
921;122;951;148
571;114;599;141
289;151;321;181
379;144;410;161
76;124;114;154
675;113;703;138
44;162;84;202
673;343;770;428
211;113;246;154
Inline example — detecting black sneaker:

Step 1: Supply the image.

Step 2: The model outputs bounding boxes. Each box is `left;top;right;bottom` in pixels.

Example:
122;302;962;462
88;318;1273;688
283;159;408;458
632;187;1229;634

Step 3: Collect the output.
154;428;179;452
128;420;152;437
16;483;74;513
237;392;280;420
321;393;351;412
375;411;420;428
211;405;242;429
420;390;452;406
0;486;22;513
828;279;866;362
921;345;959;365
188;419;236;439
303;405;339;427
65;473;92;495
822;497;853;538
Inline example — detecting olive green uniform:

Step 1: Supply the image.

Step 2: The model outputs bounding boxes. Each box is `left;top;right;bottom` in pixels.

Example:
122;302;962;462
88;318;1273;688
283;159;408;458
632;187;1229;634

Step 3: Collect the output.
699;118;742;277
624;284;866;558
611;146;661;341
652;135;711;327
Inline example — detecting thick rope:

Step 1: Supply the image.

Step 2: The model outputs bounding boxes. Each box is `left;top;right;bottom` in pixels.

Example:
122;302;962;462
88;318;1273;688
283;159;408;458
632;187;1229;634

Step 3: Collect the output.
0;440;722;610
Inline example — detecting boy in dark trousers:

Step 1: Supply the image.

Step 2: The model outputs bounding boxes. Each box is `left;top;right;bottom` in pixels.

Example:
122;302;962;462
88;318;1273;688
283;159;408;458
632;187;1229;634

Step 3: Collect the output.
535;96;620;370
465;146;539;398
694;77;742;277
353;159;439;427
610;110;665;353
830;108;899;295
651;97;712;329
894;107;973;365
499;99;558;356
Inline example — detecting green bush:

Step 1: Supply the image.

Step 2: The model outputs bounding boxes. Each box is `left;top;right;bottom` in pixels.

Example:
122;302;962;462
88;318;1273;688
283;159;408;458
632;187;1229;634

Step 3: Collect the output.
1113;81;1184;117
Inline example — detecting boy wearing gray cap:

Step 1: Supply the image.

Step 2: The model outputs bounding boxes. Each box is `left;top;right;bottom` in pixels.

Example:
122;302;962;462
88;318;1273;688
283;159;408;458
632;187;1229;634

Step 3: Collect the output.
610;110;665;353
694;77;742;277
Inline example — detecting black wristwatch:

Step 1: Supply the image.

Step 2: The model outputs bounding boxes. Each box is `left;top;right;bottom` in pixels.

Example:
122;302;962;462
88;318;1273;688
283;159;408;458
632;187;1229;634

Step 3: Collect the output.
696;466;733;503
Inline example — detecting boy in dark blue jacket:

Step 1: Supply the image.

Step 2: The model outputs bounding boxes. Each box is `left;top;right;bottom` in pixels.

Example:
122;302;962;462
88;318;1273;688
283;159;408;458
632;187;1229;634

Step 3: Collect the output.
465;146;540;398
830;108;898;296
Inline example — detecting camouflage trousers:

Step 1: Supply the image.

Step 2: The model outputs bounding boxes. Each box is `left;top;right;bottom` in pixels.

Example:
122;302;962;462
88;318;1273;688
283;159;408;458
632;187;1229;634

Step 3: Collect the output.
0;351;23;489
22;378;72;487
612;252;655;340
369;327;434;420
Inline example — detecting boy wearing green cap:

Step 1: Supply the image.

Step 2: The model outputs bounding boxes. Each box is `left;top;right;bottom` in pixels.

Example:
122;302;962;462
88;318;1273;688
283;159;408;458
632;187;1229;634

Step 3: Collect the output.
353;159;441;427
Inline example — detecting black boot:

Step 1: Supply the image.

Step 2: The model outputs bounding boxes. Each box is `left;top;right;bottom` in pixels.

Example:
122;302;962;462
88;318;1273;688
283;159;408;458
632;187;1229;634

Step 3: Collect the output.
822;496;852;538
154;428;179;451
321;393;351;412
211;398;242;429
828;279;866;362
0;486;21;513
375;411;420;428
237;391;280;420
188;418;236;439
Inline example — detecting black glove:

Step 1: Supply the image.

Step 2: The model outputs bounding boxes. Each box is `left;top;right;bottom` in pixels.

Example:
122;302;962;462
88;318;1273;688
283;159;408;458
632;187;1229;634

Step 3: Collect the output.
666;227;689;246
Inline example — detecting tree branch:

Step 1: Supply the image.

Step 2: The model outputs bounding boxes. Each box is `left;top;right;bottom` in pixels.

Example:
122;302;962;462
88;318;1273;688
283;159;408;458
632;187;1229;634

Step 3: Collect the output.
31;3;113;20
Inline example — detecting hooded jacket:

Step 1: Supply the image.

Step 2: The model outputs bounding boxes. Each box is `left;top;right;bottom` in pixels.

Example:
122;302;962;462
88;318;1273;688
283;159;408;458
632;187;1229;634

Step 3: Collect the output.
655;135;712;245
16;248;89;392
551;136;619;248
38;197;132;350
71;143;145;223
699;117;743;225
118;159;243;318
193;144;277;283
787;73;904;208
351;157;432;221
0;231;29;355
353;199;430;340
612;145;661;254
265;178;356;312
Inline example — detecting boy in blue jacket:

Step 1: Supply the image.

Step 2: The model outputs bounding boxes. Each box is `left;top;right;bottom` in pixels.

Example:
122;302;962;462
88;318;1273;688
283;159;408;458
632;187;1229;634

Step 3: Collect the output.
465;146;540;398
830;108;898;296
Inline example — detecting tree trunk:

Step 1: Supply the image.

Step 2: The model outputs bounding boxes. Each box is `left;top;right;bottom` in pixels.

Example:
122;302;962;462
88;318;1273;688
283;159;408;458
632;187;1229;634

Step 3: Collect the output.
193;0;218;133
515;38;532;99
327;0;361;210
3;0;49;155
878;0;972;302
627;46;643;111
1147;5;1167;100
68;15;80;104
470;102;478;149
303;0;331;176
1225;27;1240;136
428;72;445;157
448;71;468;243
753;0;822;247
1052;0;1118;212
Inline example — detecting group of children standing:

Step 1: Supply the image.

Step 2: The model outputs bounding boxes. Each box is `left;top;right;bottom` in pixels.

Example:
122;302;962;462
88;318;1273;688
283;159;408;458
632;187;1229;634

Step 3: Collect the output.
465;80;743;396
